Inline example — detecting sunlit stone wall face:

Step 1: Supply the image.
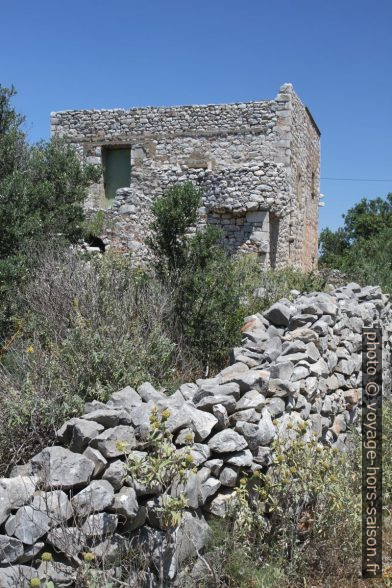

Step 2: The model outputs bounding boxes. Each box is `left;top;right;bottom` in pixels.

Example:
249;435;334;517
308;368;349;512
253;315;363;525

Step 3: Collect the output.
51;83;320;271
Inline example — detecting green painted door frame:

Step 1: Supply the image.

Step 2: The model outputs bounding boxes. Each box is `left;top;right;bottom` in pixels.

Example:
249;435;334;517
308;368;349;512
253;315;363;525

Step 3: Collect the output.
102;147;131;207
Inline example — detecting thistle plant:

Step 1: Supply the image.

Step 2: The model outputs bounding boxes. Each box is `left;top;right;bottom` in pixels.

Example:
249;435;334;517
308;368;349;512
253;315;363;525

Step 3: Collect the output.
120;406;195;528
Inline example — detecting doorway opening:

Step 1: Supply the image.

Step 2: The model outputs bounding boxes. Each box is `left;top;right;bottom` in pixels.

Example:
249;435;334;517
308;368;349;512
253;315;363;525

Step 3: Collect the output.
102;147;131;207
269;213;279;269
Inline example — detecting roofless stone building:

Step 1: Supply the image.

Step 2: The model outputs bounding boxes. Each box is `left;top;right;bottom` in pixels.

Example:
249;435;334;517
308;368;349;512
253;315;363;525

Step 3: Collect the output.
51;83;321;270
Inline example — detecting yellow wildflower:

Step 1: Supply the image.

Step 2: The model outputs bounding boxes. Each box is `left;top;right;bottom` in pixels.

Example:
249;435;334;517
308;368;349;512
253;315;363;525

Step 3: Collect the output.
115;441;127;453
41;552;52;562
83;552;95;562
161;409;171;421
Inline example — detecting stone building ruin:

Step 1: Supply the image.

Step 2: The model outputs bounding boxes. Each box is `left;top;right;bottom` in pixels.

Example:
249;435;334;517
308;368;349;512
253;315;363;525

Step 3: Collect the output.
51;83;321;270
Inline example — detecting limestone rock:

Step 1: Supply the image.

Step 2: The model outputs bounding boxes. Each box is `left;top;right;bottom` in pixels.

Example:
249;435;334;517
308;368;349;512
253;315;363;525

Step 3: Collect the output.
204;488;236;517
107;386;142;411
83;447;108;477
0;565;38;587
0;476;36;513
204;458;223;476
195;394;237;414
102;459;127;490
224;449;253;467
229;408;259;425
82;408;129;428
0;535;24;564
90;425;137;458
82;512;118;538
69;419;104;452
112;487;139;518
198;477;221;505
88;533;128;563
37;560;77;587
32;490;73;524
9;505;50;544
235;389;266;411
264;302;292;326
212;403;230;430
218;362;249;383
47;526;85;557
208;430;247;453
31;446;94;490
17;541;44;564
137;382;166;403
72;480;115;517
219;466;238;487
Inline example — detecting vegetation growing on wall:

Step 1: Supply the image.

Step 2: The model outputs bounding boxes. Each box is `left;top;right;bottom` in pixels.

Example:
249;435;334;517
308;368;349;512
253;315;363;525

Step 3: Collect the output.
2;83;387;588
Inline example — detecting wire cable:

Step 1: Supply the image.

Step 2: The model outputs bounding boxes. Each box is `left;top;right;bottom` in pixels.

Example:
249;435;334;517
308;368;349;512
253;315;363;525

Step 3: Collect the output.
321;177;392;182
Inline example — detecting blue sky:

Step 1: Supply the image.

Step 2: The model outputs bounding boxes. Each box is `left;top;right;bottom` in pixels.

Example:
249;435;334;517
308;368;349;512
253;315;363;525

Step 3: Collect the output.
1;0;391;231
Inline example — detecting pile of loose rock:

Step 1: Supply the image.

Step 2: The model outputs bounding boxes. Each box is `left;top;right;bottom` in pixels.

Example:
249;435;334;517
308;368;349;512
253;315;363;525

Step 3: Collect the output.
0;282;391;586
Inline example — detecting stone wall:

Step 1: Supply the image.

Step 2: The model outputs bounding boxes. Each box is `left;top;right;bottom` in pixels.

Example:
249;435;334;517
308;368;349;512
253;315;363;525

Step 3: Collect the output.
0;282;390;586
51;84;321;271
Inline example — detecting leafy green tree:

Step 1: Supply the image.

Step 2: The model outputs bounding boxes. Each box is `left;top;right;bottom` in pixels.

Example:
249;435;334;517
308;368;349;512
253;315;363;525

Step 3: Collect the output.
319;193;392;293
344;194;392;241
0;84;99;339
148;183;258;369
148;182;202;274
0;85;27;181
319;193;392;264
318;227;350;268
175;227;248;367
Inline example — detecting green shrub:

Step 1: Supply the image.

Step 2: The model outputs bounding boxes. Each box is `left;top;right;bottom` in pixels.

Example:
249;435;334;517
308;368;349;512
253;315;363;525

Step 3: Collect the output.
0;249;193;473
123;406;194;528
148;183;262;370
149;182;329;371
319;193;392;295
174;228;261;369
82;210;107;239
197;426;362;587
248;266;327;313
148;182;202;274
0;84;100;340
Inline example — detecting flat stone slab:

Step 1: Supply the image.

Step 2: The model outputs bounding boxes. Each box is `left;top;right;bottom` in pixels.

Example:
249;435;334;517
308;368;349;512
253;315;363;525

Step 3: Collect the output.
208;430;247;453
0;535;24;564
31;490;73;524
8;505;50;545
90;425;138;458
107;386;143;411
31;446;94;490
72;480;114;517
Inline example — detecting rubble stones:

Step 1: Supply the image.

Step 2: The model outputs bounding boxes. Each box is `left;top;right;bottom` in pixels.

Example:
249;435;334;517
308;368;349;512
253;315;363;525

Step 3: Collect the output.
90;426;137;458
9;506;50;545
31;491;73;524
208;430;247;453
72;480;115;517
0;535;24;564
0;281;390;584
31;447;94;490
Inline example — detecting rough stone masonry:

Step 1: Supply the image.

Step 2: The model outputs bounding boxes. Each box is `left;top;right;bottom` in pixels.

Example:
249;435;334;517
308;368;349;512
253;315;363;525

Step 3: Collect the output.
1;282;391;586
51;83;321;271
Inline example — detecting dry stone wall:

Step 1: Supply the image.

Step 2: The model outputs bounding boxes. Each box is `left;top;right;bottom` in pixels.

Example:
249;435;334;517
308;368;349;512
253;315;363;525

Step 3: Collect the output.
52;84;320;271
2;282;388;586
